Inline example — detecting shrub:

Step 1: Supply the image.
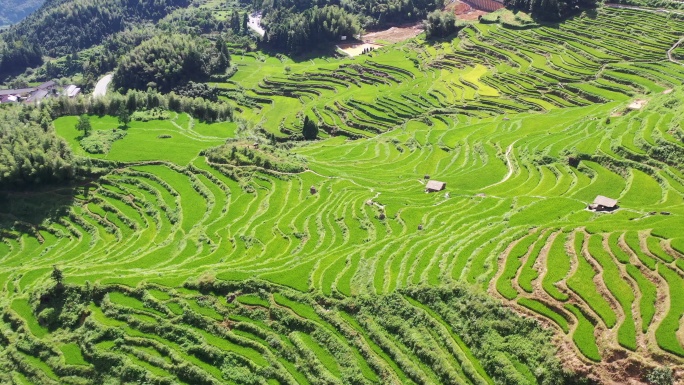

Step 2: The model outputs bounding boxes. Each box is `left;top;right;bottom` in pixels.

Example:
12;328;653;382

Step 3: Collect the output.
646;367;673;385
80;129;127;154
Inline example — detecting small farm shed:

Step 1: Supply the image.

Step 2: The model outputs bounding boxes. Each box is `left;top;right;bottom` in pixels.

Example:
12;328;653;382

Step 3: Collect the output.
425;180;446;193
588;195;618;212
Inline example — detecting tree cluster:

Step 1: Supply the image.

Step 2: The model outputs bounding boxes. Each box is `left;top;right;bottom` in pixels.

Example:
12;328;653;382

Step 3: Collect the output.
264;5;360;53
423;10;466;39
504;0;597;20
0;0;190;78
45;89;234;123
0;105;75;189
361;46;375;54
203;141;306;173
255;0;444;28
0;38;43;77
345;0;445;27
227;10;249;34
156;8;231;36
174;81;220;102
113;34;230;92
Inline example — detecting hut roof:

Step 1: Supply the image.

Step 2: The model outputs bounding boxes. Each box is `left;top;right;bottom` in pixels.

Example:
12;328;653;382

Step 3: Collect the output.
425;180;446;191
593;195;617;208
0;87;35;96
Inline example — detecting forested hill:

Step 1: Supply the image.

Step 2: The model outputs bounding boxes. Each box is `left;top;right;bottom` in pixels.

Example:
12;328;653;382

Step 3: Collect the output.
4;0;190;56
0;0;45;26
504;0;597;20
0;0;189;78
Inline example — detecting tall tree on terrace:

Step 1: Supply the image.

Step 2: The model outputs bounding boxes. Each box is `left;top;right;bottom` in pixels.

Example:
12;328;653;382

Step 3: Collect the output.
231;10;241;33
302;115;318;140
76;114;91;137
215;36;230;71
117;105;131;128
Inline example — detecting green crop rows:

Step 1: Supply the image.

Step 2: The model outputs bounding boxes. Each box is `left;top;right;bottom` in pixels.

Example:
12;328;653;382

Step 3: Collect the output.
2;5;684;383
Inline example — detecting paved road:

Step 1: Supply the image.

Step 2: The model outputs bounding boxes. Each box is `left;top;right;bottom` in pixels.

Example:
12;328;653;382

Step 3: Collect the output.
248;12;265;37
93;74;113;98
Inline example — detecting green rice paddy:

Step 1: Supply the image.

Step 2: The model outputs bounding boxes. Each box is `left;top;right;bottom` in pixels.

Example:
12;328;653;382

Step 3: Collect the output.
2;5;684;384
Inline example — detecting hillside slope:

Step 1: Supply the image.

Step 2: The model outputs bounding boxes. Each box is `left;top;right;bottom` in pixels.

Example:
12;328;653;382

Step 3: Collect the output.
0;0;45;26
0;5;684;385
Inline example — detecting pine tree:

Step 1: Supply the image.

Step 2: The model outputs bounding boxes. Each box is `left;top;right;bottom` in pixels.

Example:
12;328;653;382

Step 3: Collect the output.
215;36;230;71
117;105;131;128
302;115;318;140
231;11;241;33
51;265;64;286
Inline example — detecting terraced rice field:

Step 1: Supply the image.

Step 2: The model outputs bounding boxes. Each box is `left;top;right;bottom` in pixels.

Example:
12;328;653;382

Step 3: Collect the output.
2;6;684;384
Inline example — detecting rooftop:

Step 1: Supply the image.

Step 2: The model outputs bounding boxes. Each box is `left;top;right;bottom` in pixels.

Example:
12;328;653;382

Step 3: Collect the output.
425;180;446;191
593;195;618;208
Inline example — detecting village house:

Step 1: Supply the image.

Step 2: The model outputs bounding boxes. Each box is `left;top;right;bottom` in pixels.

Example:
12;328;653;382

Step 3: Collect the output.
425;180;446;193
588;195;618;212
0;81;75;104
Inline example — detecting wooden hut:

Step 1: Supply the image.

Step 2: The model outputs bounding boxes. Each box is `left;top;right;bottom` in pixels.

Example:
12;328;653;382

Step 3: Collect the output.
425;180;446;193
588;195;618;212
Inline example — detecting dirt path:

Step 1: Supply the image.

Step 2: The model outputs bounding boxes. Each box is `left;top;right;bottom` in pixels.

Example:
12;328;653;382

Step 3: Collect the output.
606;3;684;67
581;231;623;352
620;233;671;359
613;233;648;353
606;3;684;15
530;230;565;305
483;142;516;189
667;37;684;66
488;229;537;299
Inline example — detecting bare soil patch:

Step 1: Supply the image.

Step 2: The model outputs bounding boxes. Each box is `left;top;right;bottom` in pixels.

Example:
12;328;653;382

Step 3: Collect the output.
446;0;490;20
362;24;423;44
628;99;648;110
337;42;383;57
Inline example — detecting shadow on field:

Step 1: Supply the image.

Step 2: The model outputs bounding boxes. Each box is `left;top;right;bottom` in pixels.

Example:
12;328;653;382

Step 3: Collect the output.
0;184;90;232
259;44;342;63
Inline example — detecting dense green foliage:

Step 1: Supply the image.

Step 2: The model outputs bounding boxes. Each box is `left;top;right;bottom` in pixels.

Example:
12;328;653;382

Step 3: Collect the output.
0;281;572;384
80;128;127;154
0;38;43;77
45;89;234;123
204;141;307;173
0;106;75;188
264;6;361;54
1;5;684;384
257;0;444;28
0;0;45;26
504;0;597;20
113;34;230;92
5;0;189;56
260;0;447;52
0;0;190;79
423;10;466;39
